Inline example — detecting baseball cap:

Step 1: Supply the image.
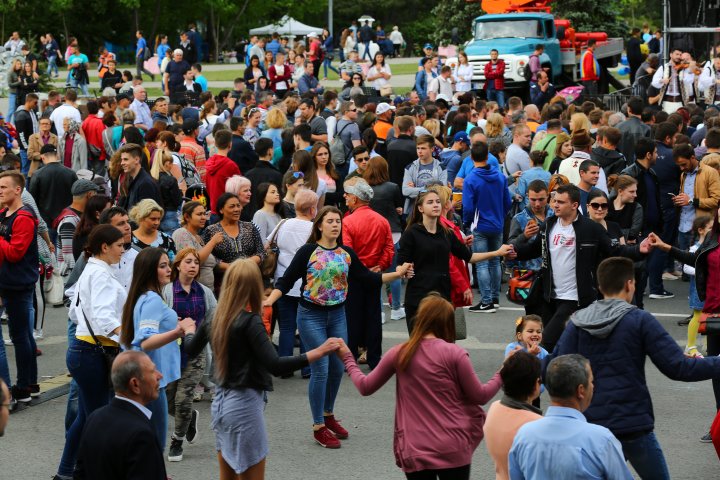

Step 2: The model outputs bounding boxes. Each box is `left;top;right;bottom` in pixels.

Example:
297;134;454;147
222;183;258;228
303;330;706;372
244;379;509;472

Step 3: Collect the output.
343;179;374;202
307;32;319;38
423;43;434;50
116;92;131;102
376;102;396;115
453;131;471;146
71;179;100;196
40;144;57;155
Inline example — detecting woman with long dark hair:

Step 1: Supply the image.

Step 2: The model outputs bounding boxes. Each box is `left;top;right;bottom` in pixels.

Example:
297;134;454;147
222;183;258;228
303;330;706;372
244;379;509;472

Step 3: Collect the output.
183;259;339;480
311;142;342;208
72;195;111;261
252;182;283;242
54;225;126;479
398;190;514;332
244;55;265;87
120;247;196;452
264;206;412;449
338;294;504;480
173;201;223;291
367;52;392;94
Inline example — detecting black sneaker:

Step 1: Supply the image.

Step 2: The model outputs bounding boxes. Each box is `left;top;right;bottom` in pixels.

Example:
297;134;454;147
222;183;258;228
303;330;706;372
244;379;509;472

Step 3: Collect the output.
677;314;692;326
168;437;183;462
11;385;31;403
186;409;199;444
492;298;500;308
468;302;496;313
701;432;713;443
649;290;674;299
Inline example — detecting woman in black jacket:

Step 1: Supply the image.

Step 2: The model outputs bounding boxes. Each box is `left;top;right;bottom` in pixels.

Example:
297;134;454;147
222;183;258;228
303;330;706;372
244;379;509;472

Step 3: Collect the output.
650;219;720;441
183;259;339;479
150;149;183;234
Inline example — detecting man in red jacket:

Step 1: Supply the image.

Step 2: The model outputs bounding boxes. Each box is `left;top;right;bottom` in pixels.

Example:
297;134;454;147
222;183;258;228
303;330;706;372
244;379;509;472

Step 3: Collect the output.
342;177;394;369
485;49;506;108
580;39;600;95
204;129;240;217
81;100;106;175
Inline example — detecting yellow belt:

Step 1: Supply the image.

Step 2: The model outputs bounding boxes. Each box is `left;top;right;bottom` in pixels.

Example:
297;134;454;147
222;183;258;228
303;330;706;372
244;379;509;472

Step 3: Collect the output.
76;335;120;348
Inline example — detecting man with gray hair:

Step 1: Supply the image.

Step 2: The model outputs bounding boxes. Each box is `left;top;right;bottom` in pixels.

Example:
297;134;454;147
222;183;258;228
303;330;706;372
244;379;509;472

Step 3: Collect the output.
508;354;633;479
129;85;152;131
74;351;166;480
342;177;395;367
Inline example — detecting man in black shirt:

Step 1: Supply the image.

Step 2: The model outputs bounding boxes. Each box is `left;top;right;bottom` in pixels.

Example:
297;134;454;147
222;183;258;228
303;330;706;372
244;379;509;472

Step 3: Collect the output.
100;59;124;94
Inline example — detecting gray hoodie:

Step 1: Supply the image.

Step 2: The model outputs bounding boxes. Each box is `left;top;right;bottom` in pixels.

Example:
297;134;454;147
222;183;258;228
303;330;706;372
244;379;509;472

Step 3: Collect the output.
570;298;637;339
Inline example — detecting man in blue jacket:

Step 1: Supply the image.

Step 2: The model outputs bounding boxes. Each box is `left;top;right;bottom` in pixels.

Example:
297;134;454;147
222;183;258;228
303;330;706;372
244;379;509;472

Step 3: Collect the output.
462;141;511;313
553;256;720;480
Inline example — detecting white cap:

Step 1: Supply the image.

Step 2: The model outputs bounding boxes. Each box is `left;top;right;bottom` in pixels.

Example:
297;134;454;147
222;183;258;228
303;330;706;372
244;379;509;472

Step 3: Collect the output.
307;32;318;38
376;102;396;115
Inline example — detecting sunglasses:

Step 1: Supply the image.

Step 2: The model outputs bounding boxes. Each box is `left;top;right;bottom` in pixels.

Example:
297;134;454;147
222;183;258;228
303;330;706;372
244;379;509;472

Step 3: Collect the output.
355;156;369;162
291;171;305;179
248;108;260;115
589;202;608;210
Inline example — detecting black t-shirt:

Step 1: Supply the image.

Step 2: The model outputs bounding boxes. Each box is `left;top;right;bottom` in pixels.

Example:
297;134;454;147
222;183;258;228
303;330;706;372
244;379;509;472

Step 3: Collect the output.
605;220;624;247
166;60;191;91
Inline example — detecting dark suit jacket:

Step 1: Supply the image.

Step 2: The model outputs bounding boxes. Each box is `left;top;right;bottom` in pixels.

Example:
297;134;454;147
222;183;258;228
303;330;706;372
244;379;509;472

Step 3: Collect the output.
74;397;166;480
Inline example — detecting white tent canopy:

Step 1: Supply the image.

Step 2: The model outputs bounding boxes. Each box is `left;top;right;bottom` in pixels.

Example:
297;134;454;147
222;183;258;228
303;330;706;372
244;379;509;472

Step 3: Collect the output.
249;15;322;37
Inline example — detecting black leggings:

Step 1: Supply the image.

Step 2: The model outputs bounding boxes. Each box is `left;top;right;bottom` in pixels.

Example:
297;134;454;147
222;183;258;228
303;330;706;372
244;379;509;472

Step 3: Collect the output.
405;465;471;480
707;333;720;411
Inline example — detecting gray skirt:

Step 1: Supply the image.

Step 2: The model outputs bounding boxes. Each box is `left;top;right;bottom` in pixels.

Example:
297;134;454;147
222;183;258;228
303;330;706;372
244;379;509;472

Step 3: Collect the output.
211;386;268;474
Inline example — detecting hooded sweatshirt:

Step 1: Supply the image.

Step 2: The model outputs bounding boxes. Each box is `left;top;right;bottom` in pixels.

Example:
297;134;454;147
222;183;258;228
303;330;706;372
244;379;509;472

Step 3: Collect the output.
462;164;511;234
570;298;636;338
205;153;241;213
591;146;627;177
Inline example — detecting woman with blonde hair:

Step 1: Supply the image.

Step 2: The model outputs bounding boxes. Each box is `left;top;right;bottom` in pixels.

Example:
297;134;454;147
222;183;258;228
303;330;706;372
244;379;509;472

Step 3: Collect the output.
130;198;177;260
150;148;183;234
485;113;512;148
261;108;287;162
569;112;591;135
338;294;505;479
547;132;572;174
183;259;339;479
162;247;217;462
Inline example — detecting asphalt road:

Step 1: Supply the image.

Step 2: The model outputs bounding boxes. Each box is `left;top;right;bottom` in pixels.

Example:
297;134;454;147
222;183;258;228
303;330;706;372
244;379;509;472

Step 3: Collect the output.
0;277;717;479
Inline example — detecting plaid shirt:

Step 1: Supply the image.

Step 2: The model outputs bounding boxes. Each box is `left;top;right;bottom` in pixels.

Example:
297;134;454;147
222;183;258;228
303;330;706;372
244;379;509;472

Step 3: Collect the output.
173;279;207;368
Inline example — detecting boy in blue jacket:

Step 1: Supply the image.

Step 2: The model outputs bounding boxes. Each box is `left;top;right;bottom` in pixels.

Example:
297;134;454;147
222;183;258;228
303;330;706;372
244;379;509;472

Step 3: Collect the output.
462;141;511;313
553;256;720;480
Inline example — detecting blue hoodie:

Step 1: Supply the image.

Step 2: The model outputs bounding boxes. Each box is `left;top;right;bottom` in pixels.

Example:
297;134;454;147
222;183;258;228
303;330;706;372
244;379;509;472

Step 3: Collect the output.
462;165;511;234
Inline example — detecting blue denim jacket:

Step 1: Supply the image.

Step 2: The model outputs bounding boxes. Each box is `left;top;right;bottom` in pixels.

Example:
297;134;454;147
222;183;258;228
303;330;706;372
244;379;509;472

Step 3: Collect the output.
507;205;553;271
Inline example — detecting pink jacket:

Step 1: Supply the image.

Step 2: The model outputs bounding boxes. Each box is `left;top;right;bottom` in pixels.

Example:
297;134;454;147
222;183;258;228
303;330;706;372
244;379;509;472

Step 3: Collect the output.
342;339;502;473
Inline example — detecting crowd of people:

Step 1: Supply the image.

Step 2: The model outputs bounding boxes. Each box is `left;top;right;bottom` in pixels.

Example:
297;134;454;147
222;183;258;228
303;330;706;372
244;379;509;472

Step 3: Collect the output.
2;25;720;480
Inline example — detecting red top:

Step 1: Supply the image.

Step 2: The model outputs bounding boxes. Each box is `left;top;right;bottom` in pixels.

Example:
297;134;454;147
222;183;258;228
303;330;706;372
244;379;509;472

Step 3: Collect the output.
268;63;292;91
342;205;395;271
484;59;506;91
440;217;472;307
308;39;322;62
703;248;720;313
81;114;106;161
342;340;502;473
205;154;240;214
63;135;74;168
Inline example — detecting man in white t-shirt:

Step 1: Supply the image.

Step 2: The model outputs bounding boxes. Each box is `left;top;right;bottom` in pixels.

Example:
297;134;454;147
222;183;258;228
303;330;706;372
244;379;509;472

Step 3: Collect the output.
427;65;454;101
49;89;82;138
512;183;650;351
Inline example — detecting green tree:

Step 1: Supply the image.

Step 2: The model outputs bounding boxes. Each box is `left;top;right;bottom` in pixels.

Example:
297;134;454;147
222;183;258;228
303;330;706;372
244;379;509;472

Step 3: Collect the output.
430;0;482;46
553;0;628;38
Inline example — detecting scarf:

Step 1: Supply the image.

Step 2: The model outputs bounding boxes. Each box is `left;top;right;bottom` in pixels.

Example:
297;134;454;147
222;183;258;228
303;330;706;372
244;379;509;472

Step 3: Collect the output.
500;394;542;415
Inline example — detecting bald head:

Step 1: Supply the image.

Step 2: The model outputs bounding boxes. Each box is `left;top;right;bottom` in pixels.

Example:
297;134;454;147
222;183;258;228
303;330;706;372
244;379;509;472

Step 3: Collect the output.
111;351;161;405
524;104;540;121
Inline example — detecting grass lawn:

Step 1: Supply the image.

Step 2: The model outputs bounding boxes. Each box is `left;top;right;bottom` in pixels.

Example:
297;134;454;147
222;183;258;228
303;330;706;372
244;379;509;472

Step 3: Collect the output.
202;62;419;82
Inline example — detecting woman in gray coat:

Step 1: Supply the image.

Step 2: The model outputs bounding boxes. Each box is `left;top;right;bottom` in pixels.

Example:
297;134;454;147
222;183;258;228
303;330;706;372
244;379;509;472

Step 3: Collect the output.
57;118;88;172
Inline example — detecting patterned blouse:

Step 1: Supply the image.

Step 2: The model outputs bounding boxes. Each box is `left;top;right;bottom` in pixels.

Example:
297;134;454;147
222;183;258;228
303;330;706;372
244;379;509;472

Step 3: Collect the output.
131;231;177;261
202;221;265;264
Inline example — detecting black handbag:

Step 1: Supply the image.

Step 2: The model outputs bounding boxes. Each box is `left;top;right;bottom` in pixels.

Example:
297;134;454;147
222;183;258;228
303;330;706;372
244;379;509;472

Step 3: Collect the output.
76;295;120;386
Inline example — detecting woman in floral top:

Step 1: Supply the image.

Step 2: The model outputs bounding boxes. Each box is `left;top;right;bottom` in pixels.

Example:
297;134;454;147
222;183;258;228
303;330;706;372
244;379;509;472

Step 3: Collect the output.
265;206;412;449
130;199;177;261
202;192;265;273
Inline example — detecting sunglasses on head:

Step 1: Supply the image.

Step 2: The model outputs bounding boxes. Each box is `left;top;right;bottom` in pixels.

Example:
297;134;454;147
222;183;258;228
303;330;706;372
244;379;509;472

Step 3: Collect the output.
291;171;305;179
589;202;608;210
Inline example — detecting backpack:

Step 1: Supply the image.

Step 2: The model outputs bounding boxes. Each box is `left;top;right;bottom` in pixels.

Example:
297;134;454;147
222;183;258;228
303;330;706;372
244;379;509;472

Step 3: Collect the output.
143;43;152;61
329;121;353;166
175;152;202;187
523;54;538;82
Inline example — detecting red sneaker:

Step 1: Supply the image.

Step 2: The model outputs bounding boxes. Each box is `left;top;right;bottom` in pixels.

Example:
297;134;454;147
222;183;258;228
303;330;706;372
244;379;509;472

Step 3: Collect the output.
313;426;341;448
324;414;349;439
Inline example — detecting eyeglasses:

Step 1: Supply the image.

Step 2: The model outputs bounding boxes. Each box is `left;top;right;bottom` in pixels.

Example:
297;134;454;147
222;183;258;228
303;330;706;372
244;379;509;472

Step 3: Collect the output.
349;108;357;112
589;202;608;210
291;171;305;179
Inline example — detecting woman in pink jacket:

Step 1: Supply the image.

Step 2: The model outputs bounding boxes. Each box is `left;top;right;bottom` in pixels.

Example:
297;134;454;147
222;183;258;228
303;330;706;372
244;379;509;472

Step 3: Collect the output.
338;294;504;479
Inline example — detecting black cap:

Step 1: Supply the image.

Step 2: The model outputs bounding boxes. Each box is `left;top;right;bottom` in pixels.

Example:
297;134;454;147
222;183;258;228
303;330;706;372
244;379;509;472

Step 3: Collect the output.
182;119;199;135
117;92;131;102
40;144;57;155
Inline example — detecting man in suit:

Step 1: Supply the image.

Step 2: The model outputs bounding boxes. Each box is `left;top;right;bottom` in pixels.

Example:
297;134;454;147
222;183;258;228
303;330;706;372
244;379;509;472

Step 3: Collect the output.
74;351;166;480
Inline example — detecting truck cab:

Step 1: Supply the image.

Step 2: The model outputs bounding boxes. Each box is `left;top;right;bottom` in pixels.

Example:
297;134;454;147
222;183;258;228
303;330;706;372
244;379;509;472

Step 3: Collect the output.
451;12;560;91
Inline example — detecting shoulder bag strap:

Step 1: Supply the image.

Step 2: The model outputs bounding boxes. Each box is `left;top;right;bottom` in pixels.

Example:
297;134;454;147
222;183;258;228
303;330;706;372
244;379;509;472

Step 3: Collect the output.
269;219;289;248
75;294;104;347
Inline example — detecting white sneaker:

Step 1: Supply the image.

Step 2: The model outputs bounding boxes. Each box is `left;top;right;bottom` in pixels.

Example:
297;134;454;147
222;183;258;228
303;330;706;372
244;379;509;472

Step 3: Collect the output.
382;312;387;325
391;307;406;321
33;329;43;340
3;338;12;346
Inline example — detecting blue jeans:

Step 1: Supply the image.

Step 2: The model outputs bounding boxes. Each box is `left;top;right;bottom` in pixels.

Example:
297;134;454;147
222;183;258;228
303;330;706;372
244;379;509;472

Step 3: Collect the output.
486;88;505;108
65;318;79;432
619;431;670;480
3;288;37;388
57;339;112;477
69;77;89;96
160;210;180;234
323;58;339;78
361;42;372;61
7;92;16;123
19;150;29;176
473;232;502;304
147;387;168;451
46;56;59;77
276;296;310;377
296;304;347;425
0;314;11;387
384;242;402;310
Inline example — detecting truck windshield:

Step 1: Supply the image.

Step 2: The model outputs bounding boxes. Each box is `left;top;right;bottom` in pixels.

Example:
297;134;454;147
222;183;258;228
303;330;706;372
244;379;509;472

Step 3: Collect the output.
475;20;543;39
